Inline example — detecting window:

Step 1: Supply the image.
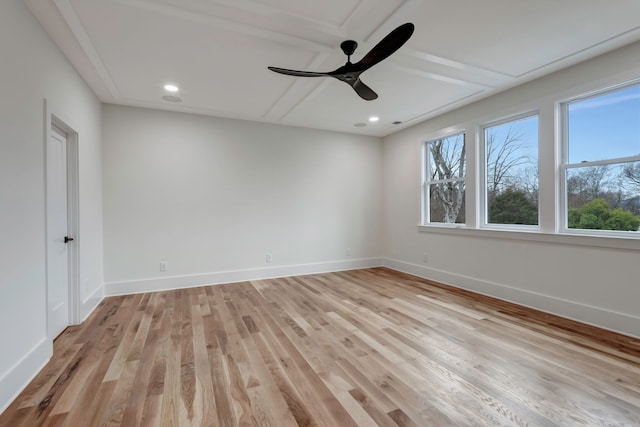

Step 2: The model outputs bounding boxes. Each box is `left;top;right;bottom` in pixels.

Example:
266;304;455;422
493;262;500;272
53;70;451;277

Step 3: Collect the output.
483;114;539;226
562;83;640;233
419;79;640;243
423;133;466;224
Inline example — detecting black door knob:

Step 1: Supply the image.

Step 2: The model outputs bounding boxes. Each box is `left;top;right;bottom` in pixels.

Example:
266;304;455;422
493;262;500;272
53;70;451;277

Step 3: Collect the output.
64;236;74;243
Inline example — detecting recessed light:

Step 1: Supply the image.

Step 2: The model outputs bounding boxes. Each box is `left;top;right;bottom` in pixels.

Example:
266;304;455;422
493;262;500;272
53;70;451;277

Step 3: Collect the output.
164;84;179;92
369;116;379;123
162;95;182;102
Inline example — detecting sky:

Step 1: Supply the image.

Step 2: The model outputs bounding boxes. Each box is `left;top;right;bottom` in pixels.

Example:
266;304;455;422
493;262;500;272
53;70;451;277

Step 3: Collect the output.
433;83;640;202
568;84;640;163
486;114;538;167
486;84;640;183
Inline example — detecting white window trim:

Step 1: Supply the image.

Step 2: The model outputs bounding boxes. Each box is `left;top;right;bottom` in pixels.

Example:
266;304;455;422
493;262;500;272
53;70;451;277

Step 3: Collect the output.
564;156;640;169
417;223;640;250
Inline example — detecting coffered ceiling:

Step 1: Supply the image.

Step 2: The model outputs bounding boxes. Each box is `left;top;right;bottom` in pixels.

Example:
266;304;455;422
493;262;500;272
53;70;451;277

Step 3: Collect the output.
25;0;640;136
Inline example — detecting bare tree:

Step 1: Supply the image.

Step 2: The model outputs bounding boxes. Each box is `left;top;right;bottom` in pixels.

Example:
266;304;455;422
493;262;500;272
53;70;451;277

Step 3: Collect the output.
567;165;611;208
486;127;532;202
429;135;465;223
428;127;536;223
622;162;640;189
583;165;611;199
617;162;640;214
513;165;539;205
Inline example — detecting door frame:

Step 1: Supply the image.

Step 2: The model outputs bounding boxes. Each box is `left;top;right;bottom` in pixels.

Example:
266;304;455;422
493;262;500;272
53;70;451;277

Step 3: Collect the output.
44;99;80;336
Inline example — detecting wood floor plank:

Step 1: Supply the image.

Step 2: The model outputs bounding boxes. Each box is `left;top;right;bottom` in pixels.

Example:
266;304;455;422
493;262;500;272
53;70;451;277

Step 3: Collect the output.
189;303;218;425
159;289;184;426
14;342;83;411
100;360;140;426
2;267;639;426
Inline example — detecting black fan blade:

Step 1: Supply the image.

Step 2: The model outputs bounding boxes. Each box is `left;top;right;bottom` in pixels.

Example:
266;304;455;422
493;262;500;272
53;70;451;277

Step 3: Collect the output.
355;23;414;71
351;78;378;101
268;66;328;77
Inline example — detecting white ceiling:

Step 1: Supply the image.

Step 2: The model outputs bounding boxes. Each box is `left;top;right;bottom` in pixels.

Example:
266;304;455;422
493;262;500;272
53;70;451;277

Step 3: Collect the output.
25;0;640;137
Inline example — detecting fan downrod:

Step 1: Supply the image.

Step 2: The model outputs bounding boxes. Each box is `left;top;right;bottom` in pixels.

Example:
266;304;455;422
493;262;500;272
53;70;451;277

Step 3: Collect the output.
340;40;358;61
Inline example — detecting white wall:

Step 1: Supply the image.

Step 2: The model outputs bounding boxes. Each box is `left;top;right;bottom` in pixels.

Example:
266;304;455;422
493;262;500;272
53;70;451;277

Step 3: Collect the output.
382;41;640;338
2;0;639;414
102;105;383;293
0;0;103;413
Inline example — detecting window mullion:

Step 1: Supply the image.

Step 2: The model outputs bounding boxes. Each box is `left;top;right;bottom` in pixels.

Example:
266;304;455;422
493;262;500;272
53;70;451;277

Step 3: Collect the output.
565;155;640;169
426;177;465;185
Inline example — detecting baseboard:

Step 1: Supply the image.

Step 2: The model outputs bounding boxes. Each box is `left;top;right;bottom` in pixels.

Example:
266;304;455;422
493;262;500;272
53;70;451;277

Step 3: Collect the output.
383;258;640;339
104;258;384;296
81;284;104;322
0;286;105;415
0;338;51;414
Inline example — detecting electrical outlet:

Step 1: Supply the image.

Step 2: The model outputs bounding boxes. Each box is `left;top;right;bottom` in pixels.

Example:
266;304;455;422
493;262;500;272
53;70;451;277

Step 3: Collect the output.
265;253;272;263
160;261;168;272
422;253;428;264
346;247;351;257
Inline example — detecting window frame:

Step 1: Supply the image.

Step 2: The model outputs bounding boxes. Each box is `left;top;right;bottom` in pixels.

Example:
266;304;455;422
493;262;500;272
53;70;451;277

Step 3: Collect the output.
559;81;640;237
417;77;640;247
421;131;467;227
479;111;540;231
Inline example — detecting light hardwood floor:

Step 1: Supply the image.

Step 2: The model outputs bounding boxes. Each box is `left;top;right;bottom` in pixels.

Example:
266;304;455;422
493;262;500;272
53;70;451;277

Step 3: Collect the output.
1;268;639;426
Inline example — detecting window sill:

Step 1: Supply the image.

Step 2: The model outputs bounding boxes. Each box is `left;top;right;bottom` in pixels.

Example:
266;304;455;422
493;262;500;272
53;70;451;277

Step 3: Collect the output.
417;224;640;251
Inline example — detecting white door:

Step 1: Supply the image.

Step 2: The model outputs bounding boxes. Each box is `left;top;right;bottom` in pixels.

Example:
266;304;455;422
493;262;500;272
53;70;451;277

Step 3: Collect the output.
46;124;70;338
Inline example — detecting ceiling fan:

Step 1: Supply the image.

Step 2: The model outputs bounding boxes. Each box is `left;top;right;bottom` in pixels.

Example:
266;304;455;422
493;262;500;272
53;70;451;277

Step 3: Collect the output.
268;23;414;101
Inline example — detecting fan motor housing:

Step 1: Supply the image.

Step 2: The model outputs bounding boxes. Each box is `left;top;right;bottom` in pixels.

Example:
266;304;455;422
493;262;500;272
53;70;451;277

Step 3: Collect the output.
340;40;358;57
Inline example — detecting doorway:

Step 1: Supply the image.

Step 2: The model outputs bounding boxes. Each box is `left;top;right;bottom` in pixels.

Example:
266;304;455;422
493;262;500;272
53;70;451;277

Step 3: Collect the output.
45;115;79;339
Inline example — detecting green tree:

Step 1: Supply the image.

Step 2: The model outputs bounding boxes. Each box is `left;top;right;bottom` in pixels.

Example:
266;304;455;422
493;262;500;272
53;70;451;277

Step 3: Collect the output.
569;198;640;231
580;198;611;222
578;212;605;229
606;208;640;231
489;188;538;225
567;208;581;228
